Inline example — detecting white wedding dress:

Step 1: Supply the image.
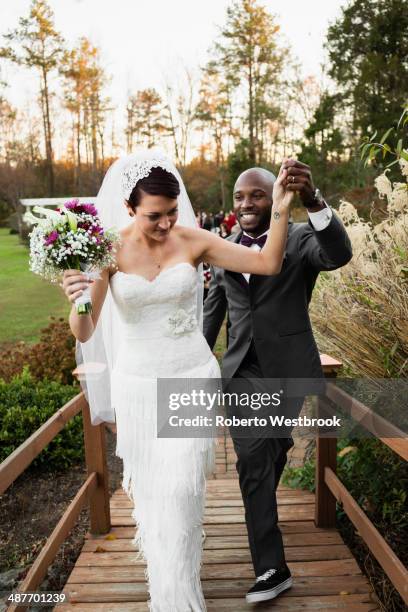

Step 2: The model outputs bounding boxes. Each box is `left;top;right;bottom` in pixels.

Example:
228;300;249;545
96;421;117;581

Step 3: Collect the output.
109;261;220;612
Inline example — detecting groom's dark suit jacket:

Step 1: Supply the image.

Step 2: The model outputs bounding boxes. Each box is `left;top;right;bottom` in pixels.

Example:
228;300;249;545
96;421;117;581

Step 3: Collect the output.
203;213;352;379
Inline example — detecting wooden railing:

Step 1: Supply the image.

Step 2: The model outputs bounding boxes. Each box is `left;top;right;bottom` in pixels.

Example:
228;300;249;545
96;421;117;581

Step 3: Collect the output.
1;354;407;608
316;355;408;606
0;390;110;612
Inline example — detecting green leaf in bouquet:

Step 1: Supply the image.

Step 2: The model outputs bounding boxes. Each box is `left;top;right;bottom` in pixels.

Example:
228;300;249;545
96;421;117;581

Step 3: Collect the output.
60;205;78;231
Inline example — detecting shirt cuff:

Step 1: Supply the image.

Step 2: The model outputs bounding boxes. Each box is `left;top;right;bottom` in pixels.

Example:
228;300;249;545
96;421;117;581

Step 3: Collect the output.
308;202;333;231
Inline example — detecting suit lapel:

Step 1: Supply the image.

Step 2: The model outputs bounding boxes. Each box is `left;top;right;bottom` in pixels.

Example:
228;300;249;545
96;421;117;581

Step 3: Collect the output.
249;223;292;291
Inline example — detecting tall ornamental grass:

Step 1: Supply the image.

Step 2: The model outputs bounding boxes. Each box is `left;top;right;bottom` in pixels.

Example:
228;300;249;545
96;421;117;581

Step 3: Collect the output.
311;159;408;378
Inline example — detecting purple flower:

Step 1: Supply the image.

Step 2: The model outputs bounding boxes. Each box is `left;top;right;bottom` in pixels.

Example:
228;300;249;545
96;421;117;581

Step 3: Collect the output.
45;230;59;246
65;199;80;210
65;200;98;217
82;203;98;216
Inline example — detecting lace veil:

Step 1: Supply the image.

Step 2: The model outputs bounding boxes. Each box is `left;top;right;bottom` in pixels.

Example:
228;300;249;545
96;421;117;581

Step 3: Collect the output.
75;149;203;424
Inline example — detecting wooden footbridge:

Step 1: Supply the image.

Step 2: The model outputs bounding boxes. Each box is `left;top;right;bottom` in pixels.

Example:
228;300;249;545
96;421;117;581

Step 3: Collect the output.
1;356;407;611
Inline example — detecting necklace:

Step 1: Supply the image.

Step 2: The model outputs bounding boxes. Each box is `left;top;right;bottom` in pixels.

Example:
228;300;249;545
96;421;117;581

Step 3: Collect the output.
150;245;163;270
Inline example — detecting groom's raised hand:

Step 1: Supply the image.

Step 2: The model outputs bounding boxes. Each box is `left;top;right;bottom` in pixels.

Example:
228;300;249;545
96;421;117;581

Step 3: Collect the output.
282;158;324;212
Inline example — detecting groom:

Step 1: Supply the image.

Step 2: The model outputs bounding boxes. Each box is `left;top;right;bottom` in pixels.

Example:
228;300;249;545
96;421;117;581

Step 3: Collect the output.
203;159;352;603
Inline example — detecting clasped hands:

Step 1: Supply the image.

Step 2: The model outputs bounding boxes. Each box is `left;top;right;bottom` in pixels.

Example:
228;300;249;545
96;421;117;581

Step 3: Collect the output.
274;158;322;211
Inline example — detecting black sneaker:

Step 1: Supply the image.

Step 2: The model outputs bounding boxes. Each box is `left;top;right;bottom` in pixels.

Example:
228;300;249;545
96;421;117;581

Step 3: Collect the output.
246;564;292;603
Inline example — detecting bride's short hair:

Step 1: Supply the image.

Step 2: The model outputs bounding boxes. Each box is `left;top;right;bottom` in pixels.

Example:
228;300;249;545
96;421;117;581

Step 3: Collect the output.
128;166;180;209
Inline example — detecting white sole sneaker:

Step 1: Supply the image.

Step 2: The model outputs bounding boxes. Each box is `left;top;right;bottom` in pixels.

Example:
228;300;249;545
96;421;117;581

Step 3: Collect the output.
245;576;293;603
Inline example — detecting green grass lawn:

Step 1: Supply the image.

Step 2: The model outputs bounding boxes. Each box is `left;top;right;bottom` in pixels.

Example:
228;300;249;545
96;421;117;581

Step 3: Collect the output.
0;228;70;344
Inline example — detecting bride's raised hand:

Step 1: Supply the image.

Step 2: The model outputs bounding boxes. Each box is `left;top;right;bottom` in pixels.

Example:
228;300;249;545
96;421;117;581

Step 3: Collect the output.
272;161;295;213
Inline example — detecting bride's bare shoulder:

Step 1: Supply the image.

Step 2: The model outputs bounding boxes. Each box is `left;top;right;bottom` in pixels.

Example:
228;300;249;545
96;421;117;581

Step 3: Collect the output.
118;226;131;242
175;225;209;241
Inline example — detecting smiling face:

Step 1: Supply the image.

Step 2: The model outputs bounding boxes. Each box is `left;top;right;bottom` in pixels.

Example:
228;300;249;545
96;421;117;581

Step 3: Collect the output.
233;168;276;236
127;192;178;242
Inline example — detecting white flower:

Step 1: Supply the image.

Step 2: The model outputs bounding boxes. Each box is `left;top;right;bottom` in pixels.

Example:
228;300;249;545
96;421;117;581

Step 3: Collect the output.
399;156;408;177
338;200;360;224
374;173;392;200
166;309;197;336
389;183;408;214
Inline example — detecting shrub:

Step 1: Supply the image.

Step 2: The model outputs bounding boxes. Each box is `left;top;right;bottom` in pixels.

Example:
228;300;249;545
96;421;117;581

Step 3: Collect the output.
0;317;77;385
283;438;407;532
0;368;83;470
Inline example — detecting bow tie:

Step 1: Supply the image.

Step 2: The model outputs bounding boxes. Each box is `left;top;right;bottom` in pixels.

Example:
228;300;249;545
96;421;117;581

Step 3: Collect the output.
240;233;268;248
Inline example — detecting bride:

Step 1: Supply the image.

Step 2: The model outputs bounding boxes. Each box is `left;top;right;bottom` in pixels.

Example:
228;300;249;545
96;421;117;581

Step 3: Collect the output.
62;149;294;611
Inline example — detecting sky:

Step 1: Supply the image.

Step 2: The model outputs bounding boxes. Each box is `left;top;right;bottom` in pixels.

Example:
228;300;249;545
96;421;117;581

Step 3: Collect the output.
1;0;346;160
2;0;345;110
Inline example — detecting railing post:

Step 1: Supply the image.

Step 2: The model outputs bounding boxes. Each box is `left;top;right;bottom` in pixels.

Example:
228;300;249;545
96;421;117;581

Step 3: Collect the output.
81;399;111;534
315;354;342;528
73;364;111;534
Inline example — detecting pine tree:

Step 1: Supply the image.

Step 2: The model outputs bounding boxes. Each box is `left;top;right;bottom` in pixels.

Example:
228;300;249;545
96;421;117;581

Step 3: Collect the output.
126;88;164;152
213;0;285;164
0;0;64;194
326;0;408;136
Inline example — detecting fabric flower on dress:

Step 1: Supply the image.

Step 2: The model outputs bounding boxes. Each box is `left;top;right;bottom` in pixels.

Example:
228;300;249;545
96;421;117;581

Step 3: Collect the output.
166;309;197;336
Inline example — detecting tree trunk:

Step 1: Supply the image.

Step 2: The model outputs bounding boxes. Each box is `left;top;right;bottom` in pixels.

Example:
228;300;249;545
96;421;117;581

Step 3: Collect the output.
99;127;105;175
42;68;54;195
248;55;256;164
165;103;180;165
76;108;82;192
127;105;134;153
91;106;98;176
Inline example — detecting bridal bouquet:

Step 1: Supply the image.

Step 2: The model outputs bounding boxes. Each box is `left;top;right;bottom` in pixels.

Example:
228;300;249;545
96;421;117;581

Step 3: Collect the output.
24;199;121;315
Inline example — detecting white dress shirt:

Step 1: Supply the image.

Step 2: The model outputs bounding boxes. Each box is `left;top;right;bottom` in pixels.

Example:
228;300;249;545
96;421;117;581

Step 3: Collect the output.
242;204;333;281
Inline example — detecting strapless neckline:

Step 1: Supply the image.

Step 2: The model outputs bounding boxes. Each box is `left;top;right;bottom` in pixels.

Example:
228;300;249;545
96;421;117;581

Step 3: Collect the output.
111;261;196;284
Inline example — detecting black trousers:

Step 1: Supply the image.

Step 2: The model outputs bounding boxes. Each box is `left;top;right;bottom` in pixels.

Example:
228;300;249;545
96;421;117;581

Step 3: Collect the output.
227;342;302;576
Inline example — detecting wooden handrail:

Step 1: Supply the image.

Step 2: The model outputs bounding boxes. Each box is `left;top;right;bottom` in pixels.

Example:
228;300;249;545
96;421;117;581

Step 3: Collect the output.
7;472;97;612
1;386;111;609
325;467;408;606
2;352;406;607
315;356;408;605
325;382;408;461
0;393;86;495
